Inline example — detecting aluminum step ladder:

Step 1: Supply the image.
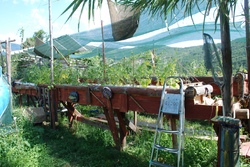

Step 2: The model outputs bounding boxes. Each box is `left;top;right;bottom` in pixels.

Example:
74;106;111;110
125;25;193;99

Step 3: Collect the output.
149;77;185;167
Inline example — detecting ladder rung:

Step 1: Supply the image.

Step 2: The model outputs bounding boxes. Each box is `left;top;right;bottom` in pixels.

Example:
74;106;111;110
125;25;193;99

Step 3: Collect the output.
149;160;174;167
154;144;179;154
157;128;179;134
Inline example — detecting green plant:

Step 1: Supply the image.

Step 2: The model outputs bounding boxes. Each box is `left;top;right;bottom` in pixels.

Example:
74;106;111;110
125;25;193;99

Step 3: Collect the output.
10;40;248;87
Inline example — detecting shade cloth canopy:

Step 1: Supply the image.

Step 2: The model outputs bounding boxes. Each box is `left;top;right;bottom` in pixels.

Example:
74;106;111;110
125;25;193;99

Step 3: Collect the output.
33;1;246;60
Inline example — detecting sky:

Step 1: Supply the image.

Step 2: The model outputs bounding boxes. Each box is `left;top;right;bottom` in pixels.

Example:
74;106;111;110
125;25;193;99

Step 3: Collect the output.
0;0;247;48
0;0;111;44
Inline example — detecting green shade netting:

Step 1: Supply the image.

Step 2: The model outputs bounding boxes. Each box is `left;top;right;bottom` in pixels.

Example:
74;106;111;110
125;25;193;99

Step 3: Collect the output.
33;1;246;60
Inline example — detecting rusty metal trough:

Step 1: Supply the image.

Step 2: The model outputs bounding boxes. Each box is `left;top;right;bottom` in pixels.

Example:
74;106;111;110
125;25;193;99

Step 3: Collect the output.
12;75;249;149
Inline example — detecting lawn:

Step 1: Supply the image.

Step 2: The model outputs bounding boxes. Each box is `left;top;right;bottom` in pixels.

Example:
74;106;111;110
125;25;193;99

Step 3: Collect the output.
1;105;248;167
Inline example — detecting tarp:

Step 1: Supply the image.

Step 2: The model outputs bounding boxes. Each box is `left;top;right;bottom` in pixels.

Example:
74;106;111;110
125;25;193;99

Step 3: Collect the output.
0;66;13;126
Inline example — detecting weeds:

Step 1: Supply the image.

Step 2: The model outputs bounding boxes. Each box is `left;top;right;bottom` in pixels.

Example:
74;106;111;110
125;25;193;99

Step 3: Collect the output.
0;106;249;166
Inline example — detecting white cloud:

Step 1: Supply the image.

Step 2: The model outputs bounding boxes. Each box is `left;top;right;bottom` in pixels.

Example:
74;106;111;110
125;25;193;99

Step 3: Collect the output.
53;22;74;37
22;0;44;5
0;33;22;44
12;0;18;4
30;8;48;31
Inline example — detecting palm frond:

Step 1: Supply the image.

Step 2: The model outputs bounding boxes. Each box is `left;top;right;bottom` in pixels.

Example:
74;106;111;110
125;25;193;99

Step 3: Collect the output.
61;0;103;31
60;0;83;24
61;0;239;32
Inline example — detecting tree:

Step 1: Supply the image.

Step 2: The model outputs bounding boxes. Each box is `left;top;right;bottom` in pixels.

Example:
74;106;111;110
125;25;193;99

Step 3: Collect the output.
22;29;48;49
61;0;241;117
18;27;24;49
22;37;35;49
33;29;48;42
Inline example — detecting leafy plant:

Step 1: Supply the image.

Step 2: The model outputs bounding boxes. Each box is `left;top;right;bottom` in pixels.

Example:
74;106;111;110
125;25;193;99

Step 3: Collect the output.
10;40;248;87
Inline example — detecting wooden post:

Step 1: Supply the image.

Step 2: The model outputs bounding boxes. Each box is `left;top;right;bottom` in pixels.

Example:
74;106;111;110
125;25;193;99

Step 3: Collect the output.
134;111;137;127
115;110;128;149
0;44;4;72
103;106;121;150
168;116;178;149
1;39;15;84
1;38;15;116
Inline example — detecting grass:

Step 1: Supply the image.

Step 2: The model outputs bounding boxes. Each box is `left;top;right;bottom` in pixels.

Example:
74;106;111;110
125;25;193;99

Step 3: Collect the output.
0;105;248;167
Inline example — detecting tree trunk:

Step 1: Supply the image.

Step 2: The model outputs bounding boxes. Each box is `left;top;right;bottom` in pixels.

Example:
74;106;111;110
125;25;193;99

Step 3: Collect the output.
220;2;233;117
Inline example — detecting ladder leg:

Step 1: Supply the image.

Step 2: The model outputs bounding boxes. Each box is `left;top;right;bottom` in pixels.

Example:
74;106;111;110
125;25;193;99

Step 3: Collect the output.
149;77;185;167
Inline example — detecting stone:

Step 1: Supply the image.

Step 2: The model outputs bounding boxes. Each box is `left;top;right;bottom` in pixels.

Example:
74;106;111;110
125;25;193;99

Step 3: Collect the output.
23;107;46;124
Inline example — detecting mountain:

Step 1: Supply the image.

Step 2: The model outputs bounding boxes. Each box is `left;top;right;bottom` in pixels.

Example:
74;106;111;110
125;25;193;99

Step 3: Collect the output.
0;43;21;55
11;43;21;51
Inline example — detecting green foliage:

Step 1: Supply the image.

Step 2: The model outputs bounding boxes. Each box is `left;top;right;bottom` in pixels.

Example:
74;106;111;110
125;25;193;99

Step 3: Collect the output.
0;107;150;167
106;58;133;85
20;60;79;85
23;63;50;84
184;137;217;167
2;105;249;166
83;56;105;83
21;29;48;49
33;29;48;42
10;38;248;86
22;38;35;49
0;114;50;167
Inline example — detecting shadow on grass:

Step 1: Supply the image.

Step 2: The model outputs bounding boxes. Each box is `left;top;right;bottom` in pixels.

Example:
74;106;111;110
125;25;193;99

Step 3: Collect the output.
18;113;150;167
2;106;219;167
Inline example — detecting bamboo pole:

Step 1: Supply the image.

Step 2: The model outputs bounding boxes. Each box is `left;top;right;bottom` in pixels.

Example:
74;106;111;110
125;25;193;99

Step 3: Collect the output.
48;0;54;85
245;0;250;91
101;20;106;81
245;0;250;132
48;0;56;129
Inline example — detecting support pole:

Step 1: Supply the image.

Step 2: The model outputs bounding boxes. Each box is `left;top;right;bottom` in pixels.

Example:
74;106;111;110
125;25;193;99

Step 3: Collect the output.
220;1;233;117
0;44;4;71
6;39;11;85
2;39;15;118
115;110;128;149
245;0;250;133
1;39;15;84
48;0;56;129
101;20;106;82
